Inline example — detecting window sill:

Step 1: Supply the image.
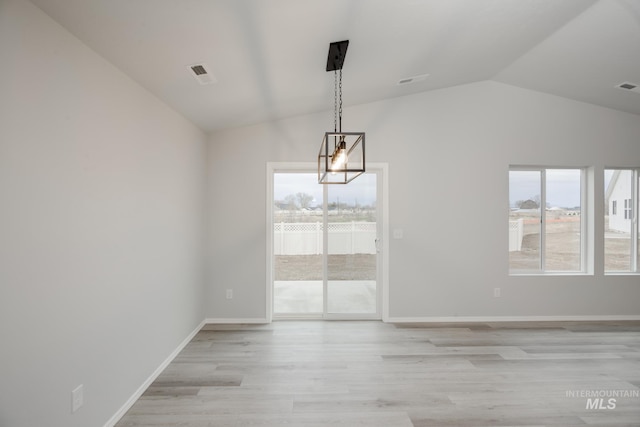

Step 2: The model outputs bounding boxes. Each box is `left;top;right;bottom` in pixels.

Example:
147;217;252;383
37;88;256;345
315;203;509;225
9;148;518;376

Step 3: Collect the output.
509;272;591;277
604;272;640;276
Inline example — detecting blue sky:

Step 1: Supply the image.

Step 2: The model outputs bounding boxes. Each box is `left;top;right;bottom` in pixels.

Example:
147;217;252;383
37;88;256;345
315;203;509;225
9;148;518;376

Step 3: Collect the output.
274;172;377;207
275;170;614;210
509;169;589;208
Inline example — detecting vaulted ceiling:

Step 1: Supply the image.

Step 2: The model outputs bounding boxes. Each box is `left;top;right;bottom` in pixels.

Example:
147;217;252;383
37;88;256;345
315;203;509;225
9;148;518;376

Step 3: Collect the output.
30;0;640;132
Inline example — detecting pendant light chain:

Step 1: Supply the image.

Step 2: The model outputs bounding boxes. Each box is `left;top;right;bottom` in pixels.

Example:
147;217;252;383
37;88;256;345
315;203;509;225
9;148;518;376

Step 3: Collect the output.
339;69;343;133
334;71;338;133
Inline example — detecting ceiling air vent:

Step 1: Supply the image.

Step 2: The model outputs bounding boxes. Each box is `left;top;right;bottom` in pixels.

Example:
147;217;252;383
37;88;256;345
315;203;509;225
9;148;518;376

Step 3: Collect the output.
188;63;216;85
397;73;429;86
616;81;640;94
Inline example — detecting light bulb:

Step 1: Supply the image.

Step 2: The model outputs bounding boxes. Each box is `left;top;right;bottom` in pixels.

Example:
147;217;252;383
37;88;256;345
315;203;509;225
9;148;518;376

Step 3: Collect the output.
330;138;347;171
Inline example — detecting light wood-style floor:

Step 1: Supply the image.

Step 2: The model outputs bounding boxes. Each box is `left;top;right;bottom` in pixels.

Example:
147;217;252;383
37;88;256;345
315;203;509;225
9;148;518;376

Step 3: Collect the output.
116;321;640;426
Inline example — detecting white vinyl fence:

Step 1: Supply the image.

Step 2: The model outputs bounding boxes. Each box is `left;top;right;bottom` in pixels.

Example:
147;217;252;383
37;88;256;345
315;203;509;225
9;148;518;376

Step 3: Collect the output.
274;222;377;255
509;219;523;252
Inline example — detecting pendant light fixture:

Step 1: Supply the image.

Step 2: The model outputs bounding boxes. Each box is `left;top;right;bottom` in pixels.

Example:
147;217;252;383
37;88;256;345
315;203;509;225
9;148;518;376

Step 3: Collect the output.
318;40;365;184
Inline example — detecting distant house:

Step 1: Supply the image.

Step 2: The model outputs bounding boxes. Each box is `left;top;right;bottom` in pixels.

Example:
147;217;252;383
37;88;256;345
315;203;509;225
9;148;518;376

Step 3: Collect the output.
605;170;633;233
519;199;539;209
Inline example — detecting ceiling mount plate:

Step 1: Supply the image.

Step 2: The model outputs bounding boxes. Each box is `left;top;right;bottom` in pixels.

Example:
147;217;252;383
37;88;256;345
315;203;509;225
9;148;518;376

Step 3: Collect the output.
326;40;349;72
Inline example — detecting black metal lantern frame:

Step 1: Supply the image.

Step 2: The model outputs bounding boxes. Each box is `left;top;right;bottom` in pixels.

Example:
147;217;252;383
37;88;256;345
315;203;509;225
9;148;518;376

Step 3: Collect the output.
318;40;365;184
318;131;365;184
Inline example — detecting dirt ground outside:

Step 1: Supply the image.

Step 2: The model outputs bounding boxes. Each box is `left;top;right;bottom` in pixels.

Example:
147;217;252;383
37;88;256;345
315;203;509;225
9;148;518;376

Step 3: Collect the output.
509;217;581;271
510;215;635;271
277;215;635;278
275;254;376;281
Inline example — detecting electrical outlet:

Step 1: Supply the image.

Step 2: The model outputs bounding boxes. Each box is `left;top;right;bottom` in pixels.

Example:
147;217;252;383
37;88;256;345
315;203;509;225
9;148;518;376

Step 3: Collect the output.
71;384;83;413
494;288;501;298
226;289;233;299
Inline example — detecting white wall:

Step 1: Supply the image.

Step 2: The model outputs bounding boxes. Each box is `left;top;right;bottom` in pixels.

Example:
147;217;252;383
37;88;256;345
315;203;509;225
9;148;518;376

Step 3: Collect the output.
0;1;207;426
207;79;640;321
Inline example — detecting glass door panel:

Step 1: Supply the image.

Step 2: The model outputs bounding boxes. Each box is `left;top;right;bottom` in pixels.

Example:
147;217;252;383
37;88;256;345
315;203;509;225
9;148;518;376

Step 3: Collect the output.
326;173;378;315
273;173;323;315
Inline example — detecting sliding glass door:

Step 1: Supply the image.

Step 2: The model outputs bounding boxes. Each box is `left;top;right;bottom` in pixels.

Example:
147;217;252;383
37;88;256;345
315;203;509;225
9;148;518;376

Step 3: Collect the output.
271;166;382;319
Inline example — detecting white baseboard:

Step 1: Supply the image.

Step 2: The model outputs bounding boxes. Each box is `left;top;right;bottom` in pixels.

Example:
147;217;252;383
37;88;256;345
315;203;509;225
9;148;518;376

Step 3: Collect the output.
205;317;269;324
103;319;206;427
386;315;640;323
205;316;640;324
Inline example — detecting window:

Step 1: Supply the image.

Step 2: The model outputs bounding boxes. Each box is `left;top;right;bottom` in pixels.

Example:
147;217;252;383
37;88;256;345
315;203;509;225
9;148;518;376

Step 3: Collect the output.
625;199;632;220
604;169;639;273
509;167;585;274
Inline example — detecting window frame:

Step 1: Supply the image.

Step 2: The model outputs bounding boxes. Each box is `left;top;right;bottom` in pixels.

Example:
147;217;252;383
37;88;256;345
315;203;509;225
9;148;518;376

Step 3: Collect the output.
509;166;588;276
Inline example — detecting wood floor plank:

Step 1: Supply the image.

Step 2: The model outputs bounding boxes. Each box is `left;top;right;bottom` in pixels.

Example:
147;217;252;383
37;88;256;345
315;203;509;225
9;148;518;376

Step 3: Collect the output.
115;320;640;427
237;411;414;426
